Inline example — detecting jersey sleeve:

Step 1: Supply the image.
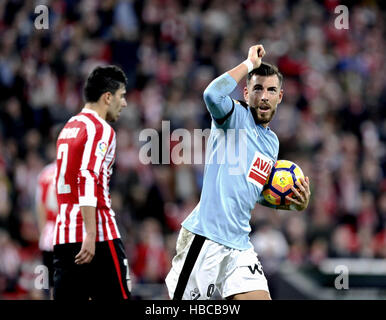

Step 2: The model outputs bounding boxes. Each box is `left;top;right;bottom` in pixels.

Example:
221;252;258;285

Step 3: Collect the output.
77;123;112;207
203;73;237;121
203;73;250;130
274;134;279;163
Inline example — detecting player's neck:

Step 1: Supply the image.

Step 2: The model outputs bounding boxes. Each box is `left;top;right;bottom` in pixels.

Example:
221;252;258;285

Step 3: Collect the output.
84;103;107;120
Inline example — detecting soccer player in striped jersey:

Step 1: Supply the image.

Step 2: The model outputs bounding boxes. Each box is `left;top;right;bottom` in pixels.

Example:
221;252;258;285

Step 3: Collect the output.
36;161;58;298
166;45;311;300
53;65;131;300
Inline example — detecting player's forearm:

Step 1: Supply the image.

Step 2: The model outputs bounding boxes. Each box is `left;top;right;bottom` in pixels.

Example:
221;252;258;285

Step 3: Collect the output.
265;202;291;211
258;197;297;211
203;44;265;119
228;44;265;83
268;203;301;211
36;202;47;233
78;169;98;238
80;206;96;238
227;61;250;84
274;204;294;211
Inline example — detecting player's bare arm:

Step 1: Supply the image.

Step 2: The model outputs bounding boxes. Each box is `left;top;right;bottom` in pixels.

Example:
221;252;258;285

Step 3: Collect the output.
36;200;47;234
203;44;267;122
75;206;96;264
228;44;266;83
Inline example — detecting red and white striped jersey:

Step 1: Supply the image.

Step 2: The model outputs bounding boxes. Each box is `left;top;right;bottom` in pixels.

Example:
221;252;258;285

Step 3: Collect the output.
36;162;58;251
53;108;121;245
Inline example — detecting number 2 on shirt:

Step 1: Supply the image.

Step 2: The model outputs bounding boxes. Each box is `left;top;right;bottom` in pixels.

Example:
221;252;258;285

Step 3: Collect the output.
57;143;71;194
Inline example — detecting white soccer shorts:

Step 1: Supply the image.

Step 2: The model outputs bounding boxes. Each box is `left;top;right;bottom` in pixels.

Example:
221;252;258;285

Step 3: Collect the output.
165;227;270;300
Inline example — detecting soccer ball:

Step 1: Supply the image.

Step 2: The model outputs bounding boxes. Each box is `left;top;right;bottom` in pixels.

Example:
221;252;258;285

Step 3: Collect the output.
262;160;304;206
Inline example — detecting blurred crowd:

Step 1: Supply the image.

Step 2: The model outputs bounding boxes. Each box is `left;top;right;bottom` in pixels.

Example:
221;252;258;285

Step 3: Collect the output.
0;0;385;299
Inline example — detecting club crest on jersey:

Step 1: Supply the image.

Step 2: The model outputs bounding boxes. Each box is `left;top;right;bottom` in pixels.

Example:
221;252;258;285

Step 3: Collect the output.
246;151;273;187
95;140;108;158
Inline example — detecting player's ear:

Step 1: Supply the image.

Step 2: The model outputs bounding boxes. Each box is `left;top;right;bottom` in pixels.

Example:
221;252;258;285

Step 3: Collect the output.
243;86;249;102
102;91;112;105
278;89;283;104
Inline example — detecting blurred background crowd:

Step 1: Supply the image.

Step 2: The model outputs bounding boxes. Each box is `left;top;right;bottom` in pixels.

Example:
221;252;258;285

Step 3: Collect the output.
0;0;385;299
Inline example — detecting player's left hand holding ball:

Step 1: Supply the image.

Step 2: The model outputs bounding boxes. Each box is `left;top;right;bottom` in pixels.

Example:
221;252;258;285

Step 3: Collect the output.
285;177;311;211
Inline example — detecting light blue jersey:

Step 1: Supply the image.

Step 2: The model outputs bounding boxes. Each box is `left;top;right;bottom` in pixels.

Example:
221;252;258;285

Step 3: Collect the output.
182;73;279;250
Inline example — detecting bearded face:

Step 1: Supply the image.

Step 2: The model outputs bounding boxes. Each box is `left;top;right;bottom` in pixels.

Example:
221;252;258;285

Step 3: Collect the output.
244;74;283;126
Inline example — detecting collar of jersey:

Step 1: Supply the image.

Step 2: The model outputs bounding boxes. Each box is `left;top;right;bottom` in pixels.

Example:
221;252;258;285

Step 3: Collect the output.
81;108;111;127
81;107;103;120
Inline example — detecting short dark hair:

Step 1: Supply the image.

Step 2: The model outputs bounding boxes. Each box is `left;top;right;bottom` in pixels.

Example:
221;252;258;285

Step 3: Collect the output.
247;62;283;87
84;65;128;102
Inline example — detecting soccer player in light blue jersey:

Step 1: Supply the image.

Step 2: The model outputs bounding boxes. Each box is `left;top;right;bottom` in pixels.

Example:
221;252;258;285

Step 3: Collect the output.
166;45;311;300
